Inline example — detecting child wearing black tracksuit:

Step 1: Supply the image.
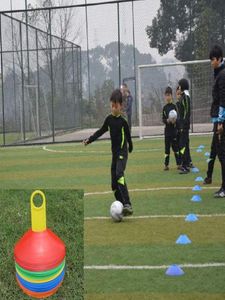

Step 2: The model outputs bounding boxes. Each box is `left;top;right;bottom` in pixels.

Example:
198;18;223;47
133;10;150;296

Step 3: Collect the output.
207;45;225;197
177;79;192;174
83;89;133;215
162;87;181;170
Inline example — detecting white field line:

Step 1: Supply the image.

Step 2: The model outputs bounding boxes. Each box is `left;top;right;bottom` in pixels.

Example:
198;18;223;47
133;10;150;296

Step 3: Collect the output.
42;145;205;154
84;263;225;270
84;186;220;196
43;145;109;154
84;213;225;220
42;145;162;154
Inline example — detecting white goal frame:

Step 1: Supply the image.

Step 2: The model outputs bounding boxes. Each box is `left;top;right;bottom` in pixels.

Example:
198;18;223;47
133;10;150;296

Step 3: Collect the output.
137;59;210;139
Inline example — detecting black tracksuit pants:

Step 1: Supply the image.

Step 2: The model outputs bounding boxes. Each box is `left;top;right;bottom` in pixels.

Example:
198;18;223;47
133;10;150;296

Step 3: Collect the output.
207;133;217;179
164;135;180;166
179;129;189;168
186;136;193;165
111;154;131;206
212;129;225;189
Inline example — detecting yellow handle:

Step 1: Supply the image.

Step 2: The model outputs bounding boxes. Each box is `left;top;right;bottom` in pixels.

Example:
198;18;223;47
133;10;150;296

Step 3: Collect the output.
30;190;46;232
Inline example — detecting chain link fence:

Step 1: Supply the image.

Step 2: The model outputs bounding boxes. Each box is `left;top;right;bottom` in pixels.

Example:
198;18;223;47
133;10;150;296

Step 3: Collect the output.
0;1;141;145
0;11;82;145
1;1;212;145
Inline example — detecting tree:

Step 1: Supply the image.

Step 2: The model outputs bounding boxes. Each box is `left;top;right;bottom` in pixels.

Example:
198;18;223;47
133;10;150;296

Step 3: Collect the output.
146;0;225;61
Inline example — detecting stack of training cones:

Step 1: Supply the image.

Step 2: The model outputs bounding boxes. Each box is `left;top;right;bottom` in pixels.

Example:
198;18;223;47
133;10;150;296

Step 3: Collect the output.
14;190;66;298
191;184;202;202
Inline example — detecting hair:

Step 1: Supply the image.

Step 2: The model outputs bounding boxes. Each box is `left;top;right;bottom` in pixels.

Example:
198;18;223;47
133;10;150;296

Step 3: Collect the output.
209;45;223;60
121;83;128;88
110;89;123;104
165;86;172;95
178;78;189;91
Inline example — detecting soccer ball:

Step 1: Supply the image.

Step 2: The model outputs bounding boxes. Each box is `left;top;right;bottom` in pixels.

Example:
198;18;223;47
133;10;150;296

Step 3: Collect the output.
168;109;177;121
110;201;123;222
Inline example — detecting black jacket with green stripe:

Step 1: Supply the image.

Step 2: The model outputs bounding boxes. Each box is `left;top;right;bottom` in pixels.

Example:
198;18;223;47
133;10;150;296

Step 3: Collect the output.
162;102;178;137
177;91;191;130
88;114;132;157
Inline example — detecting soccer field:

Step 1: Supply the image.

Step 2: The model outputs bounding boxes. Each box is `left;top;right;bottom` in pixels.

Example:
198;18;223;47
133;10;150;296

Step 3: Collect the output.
1;135;225;299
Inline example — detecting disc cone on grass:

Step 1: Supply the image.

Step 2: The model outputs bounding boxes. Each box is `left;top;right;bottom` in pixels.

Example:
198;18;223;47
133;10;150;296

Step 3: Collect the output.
191;195;202;202
185;214;199;222
165;265;184;276
176;234;192;244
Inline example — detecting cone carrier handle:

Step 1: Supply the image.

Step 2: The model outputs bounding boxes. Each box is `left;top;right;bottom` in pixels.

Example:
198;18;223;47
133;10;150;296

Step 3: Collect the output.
30;190;46;232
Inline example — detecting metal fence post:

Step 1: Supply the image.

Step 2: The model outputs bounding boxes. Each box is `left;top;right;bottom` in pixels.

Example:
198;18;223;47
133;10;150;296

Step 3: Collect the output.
20;21;26;142
0;14;6;145
49;8;55;142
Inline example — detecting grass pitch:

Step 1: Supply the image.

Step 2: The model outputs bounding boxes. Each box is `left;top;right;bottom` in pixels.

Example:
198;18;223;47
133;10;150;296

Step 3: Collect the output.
1;134;225;299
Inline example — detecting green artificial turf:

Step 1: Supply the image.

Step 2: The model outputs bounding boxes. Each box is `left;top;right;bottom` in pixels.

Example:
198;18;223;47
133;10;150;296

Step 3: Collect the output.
2;134;225;299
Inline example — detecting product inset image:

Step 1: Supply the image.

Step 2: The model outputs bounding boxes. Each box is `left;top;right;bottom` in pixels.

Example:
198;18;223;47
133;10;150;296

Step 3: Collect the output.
14;190;66;299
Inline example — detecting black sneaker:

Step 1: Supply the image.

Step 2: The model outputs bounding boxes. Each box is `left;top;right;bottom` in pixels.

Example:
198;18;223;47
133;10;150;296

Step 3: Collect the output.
203;177;212;184
179;167;189;174
189;162;195;168
214;188;225;198
123;204;133;216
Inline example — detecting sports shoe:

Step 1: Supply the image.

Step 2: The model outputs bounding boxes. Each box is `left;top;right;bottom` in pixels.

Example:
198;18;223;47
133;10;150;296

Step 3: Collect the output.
123;204;133;216
214;187;225;198
179;167;189;174
189;162;195;168
164;165;169;171
203;177;212;184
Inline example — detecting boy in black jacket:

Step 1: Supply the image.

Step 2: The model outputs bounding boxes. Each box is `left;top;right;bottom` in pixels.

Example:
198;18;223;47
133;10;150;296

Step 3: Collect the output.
209;45;225;197
83;89;133;215
177;79;191;174
162;86;180;170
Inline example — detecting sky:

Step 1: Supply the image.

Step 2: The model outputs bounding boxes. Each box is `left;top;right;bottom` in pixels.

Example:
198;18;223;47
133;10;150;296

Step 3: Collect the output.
0;0;175;63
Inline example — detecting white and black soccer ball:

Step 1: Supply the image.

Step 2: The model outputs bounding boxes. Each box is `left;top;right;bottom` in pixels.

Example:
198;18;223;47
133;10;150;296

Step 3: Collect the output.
110;201;123;222
168;109;177;121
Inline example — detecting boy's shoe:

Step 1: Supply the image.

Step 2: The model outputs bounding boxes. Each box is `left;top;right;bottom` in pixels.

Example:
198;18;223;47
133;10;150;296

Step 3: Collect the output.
123;204;133;216
203;177;212;184
164;165;169;171
214;187;225;198
189;162;195;168
179;167;189;174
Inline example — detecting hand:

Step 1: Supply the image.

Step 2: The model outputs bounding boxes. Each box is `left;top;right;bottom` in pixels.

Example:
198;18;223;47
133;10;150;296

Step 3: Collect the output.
170;118;176;124
129;143;133;153
83;138;90;146
217;123;223;135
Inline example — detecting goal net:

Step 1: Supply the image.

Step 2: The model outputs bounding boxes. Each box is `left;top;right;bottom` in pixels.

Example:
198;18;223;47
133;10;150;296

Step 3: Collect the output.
137;59;213;139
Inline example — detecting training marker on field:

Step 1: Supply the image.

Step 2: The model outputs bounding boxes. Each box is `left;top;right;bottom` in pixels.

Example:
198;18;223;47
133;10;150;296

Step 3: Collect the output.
176;234;192;244
192;167;199;173
165;265;184;276
192;185;202;191
195;176;203;182
198;145;205;149
205;152;210;157
191;195;202;203
196;148;202;153
185;214;199;222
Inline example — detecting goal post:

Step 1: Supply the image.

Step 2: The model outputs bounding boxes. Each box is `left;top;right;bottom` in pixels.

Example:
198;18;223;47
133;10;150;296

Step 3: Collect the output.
137;59;212;139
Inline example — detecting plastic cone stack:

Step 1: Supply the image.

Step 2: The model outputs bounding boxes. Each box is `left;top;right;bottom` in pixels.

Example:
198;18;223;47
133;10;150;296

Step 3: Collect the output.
14;190;66;298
